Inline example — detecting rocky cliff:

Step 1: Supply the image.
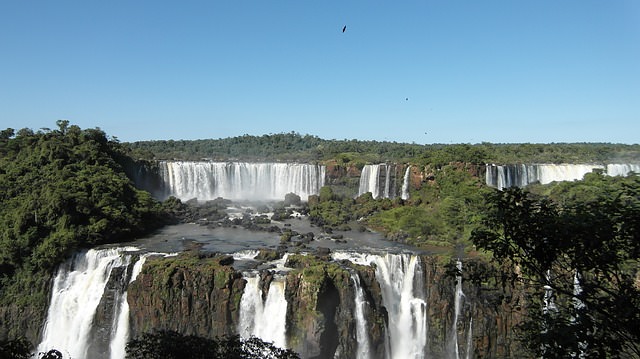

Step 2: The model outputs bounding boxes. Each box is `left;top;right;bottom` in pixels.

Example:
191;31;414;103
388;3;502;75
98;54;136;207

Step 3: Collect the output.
127;252;245;339
284;254;387;359
421;258;526;358
124;250;526;358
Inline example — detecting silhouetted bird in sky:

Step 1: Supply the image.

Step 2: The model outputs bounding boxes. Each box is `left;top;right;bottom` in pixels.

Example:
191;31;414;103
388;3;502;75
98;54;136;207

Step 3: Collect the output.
342;25;347;33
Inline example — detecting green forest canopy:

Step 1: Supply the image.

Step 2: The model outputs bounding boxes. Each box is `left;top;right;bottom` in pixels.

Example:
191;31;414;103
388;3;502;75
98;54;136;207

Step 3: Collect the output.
0;121;171;316
126;132;640;165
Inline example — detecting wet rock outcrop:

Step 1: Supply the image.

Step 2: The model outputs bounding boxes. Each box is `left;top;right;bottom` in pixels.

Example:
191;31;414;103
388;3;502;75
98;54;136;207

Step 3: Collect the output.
127;252;245;338
418;257;526;358
124;251;526;358
284;254;387;359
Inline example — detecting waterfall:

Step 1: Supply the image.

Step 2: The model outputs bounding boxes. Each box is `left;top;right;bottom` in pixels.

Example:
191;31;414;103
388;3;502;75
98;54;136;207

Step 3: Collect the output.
232;250;260;261
485;164;603;189
486;163;640;189
542;271;557;314
572;271;587;358
351;272;372;359
373;253;428;359
108;254;149;359
606;164;640;177
383;165;392;199
401;166;411;200
333;252;428;359
37;247;138;359
540;271;557;357
238;274;288;349
158;161;325;201
465;318;473;359
359;165;382;199
358;164;398;199
449;260;465;359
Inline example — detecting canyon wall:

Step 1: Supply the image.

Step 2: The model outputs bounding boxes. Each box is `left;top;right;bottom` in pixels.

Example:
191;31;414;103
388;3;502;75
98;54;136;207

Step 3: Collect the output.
121;251;526;358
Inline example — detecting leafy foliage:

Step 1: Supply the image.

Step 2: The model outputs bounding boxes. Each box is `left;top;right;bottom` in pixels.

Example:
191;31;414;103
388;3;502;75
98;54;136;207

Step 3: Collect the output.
125;331;300;359
0;122;170;321
307;188;394;230
471;175;640;357
0;337;31;359
126;132;640;165
0;337;63;359
367;164;491;249
126;132;425;162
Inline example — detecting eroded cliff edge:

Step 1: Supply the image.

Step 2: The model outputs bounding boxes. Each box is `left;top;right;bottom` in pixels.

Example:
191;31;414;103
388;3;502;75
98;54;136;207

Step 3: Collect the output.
125;250;526;358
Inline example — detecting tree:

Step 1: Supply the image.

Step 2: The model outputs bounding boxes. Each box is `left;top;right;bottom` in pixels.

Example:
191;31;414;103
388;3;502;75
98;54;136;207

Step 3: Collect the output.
0;338;31;359
125;331;300;359
471;180;640;358
0;338;63;359
0;128;14;140
0;122;173;341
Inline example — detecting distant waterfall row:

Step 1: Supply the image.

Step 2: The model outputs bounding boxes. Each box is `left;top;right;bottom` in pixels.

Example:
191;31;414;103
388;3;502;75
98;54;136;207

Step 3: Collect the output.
134;161;640;200
156;161;326;201
485;163;640;190
38;249;470;359
134;161;414;202
358;164;412;200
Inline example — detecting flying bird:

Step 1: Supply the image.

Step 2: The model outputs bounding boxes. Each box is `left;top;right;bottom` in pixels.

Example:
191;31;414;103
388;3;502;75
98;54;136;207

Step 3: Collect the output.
342;25;347;33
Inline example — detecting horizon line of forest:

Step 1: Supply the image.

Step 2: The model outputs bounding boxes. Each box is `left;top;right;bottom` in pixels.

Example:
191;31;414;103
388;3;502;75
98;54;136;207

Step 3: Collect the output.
5;125;640;165
126;132;640;165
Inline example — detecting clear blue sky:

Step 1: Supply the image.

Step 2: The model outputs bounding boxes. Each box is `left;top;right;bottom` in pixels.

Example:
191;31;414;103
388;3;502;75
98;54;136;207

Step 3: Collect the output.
1;1;638;144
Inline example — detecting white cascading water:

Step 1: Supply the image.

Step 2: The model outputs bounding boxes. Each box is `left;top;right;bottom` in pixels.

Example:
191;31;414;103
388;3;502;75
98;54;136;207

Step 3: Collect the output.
540;270;558;357
486;163;640;190
358;164;400;199
465;318;473;359
351;272;372;359
37;247;138;359
332;252;428;359
542;271;557;315
383;165;392;199
572;271;587;358
158;161;325;201
232;250;260;261
606;164;640;177
401;166;411;200
485;164;601;189
449;260;465;359
359;164;383;199
376;254;428;359
238;275;288;349
108;254;150;359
